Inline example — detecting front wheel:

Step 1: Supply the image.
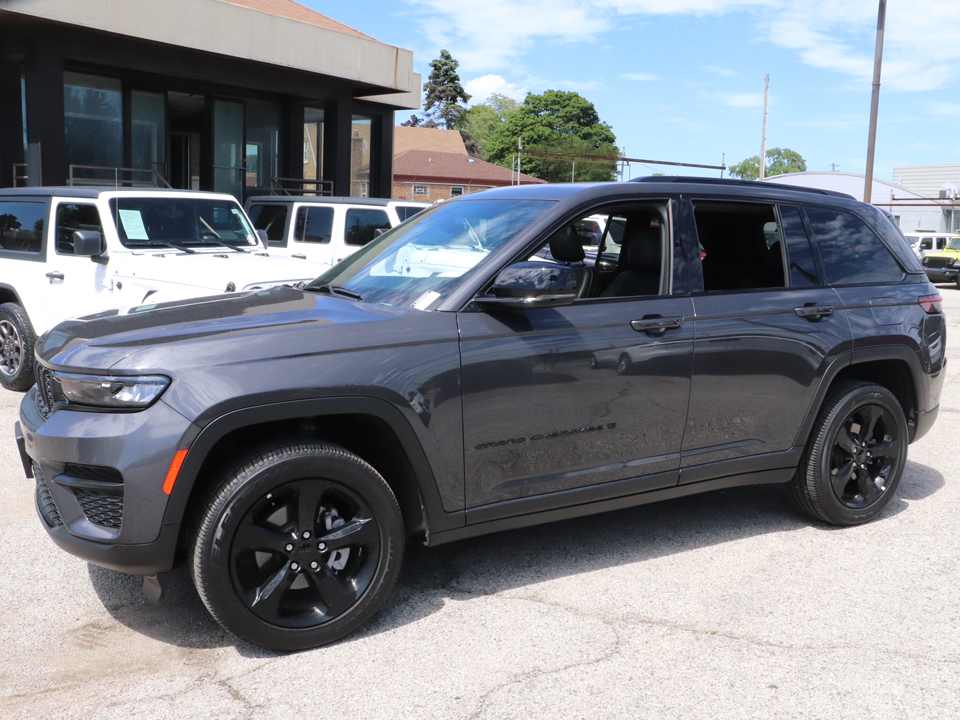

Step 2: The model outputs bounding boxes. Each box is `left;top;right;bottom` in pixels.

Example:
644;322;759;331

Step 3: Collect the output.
0;302;36;391
790;382;908;526
191;442;404;651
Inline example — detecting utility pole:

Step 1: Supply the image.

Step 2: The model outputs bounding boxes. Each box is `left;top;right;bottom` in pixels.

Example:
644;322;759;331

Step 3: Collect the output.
863;0;887;204
517;136;523;184
759;74;769;180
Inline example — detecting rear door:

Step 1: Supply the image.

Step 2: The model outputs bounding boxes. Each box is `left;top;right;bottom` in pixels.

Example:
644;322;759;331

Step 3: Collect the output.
680;200;852;481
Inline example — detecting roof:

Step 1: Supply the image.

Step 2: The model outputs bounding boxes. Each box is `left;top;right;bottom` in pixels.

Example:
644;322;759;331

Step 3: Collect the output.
394;150;545;186
216;0;374;40
246;195;393;207
394;127;469;156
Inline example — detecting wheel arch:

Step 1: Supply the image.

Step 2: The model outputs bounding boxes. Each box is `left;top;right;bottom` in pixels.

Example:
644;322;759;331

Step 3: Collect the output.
795;348;922;450
0;284;24;308
165;397;464;556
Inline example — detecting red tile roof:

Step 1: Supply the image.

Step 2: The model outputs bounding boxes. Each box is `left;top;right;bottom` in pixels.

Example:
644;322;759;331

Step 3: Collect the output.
394;150;545;186
216;0;374;40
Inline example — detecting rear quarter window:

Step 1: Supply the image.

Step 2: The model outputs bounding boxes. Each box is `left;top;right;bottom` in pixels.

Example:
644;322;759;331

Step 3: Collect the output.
0;201;45;254
804;207;904;285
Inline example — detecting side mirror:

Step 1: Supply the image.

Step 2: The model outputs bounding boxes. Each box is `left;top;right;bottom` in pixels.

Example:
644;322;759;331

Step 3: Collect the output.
256;229;269;245
73;230;104;257
475;261;578;309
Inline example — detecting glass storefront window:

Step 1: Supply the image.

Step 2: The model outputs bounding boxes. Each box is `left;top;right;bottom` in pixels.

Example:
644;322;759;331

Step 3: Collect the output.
131;90;166;181
63;72;123;174
350;114;374;198
246;99;282;196
303;107;324;193
213;99;244;199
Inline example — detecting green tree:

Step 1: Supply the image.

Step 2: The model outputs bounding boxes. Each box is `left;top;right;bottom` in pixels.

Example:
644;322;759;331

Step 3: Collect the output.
418;49;471;130
729;147;807;179
462;94;519;160
485;90;618;182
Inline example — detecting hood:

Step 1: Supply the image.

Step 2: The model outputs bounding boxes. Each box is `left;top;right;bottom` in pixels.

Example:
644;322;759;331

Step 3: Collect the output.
35;286;414;373
112;250;319;292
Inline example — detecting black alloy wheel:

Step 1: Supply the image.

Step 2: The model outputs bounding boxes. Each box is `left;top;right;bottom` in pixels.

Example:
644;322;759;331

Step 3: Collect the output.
790;382;908;526
192;443;404;651
0;303;36;392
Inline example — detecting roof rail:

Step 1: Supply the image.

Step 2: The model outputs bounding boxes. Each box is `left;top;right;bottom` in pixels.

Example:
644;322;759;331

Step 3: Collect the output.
628;175;853;199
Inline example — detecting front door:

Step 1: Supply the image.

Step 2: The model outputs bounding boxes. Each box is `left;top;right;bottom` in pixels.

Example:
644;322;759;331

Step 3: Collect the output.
459;203;694;513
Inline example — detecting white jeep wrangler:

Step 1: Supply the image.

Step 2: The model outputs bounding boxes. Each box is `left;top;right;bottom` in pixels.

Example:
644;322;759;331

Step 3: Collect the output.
0;187;317;390
245;196;429;270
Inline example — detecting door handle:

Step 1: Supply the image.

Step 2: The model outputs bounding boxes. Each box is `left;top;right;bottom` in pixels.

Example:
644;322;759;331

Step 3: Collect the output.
630;316;684;335
292;253;307;260
45;271;64;282
794;303;834;320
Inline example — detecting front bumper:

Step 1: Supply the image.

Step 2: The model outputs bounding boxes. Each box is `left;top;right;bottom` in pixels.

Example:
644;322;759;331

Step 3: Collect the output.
17;388;197;576
922;267;959;283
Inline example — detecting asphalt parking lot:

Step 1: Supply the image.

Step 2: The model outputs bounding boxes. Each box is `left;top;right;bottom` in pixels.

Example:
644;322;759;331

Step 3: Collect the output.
2;292;959;720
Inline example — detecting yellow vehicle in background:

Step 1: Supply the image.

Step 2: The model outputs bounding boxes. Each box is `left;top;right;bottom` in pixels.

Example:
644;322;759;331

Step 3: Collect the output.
920;235;960;286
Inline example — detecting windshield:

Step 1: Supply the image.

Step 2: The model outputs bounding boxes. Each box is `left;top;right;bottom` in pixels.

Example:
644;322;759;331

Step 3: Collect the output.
306;198;555;310
948;238;960;251
109;197;259;249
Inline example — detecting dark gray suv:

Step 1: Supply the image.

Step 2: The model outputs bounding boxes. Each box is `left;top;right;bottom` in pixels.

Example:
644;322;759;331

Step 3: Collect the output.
15;178;946;651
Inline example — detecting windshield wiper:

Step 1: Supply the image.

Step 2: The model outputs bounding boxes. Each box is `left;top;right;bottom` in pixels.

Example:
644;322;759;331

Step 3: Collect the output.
134;241;195;254
193;237;249;253
305;284;363;301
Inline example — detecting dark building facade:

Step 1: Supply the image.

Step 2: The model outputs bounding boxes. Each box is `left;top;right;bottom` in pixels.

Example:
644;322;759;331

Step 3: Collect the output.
0;0;419;199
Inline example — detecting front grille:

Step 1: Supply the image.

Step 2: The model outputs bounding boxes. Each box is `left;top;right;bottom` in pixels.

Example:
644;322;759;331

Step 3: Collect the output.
34;463;63;528
35;364;55;419
924;257;954;269
73;488;123;529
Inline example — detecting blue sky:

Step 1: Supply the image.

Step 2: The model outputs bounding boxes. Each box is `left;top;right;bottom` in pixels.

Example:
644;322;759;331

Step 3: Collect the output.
304;0;960;180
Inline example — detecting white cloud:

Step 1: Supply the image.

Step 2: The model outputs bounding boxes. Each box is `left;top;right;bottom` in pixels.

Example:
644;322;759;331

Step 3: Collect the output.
715;92;765;109
464;75;527;103
702;65;738;77
405;0;960;93
622;72;659;81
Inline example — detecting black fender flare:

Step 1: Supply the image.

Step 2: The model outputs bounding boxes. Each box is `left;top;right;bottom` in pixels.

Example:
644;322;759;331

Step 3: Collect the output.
161;395;465;536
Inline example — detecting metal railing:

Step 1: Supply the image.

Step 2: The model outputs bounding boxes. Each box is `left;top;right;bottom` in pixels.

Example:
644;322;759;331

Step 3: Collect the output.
270;176;334;196
68;165;173;188
12;164;27;187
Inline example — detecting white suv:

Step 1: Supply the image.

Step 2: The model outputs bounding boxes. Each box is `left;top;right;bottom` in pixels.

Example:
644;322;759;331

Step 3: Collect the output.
246;196;429;269
0;187;317;390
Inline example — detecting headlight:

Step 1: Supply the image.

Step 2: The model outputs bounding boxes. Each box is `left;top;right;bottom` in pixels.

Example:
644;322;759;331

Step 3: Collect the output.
55;373;170;409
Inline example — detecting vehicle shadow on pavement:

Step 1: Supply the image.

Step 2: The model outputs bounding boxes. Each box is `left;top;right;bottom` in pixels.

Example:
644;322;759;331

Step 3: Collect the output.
86;460;944;655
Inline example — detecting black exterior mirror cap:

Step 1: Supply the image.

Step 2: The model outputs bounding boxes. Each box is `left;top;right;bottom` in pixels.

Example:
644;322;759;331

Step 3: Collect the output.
73;230;104;257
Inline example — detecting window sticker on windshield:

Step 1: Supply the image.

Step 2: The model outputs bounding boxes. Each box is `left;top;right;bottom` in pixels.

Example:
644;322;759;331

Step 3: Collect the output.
411;291;441;311
118;210;149;240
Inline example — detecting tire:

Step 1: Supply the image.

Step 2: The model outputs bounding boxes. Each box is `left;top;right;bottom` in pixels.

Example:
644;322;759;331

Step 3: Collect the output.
0;302;36;392
616;354;631;376
191;442;404;651
790;382;908;526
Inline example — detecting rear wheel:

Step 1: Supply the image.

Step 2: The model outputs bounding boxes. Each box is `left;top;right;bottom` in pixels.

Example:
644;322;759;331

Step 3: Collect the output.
790;382;907;526
0;302;36;391
191;442;404;651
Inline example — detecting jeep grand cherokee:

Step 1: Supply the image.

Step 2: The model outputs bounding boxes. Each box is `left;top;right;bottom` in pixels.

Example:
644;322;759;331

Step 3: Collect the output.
16;177;945;651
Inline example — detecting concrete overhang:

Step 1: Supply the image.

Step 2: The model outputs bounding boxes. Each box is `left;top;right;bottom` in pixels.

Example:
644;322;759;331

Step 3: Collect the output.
0;0;419;106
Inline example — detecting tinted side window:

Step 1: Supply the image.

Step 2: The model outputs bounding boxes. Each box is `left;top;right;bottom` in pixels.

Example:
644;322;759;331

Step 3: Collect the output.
56;203;103;254
345;208;390;247
0;201;45;254
805;207;903;285
395;205;425;222
295;207;334;244
693;202;785;291
778;205;821;287
248;204;288;246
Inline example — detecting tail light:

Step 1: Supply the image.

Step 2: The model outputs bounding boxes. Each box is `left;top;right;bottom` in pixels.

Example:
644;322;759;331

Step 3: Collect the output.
918;294;943;314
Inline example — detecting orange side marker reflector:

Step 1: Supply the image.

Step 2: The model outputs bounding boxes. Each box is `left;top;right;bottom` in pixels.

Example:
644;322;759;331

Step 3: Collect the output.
163;449;189;495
